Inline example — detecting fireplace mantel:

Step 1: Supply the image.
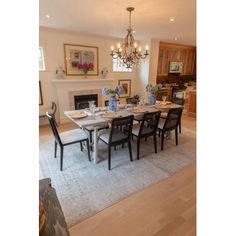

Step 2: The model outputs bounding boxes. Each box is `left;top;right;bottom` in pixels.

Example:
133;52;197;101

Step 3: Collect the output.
52;79;115;84
52;78;117;123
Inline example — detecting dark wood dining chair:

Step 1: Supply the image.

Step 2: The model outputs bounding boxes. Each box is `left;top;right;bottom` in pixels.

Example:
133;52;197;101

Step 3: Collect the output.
105;99;120;106
98;115;134;170
132;111;161;160
46;112;91;171
157;108;183;151
160;90;185;133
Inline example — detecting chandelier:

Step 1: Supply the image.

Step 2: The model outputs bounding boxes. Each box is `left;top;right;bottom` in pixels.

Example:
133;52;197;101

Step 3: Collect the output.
110;7;149;69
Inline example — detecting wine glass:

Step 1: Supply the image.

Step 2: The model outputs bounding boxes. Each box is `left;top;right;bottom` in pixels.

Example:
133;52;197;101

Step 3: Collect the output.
162;96;167;102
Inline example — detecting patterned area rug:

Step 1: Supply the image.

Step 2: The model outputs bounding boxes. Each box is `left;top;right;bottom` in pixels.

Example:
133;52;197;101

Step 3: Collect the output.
39;127;196;228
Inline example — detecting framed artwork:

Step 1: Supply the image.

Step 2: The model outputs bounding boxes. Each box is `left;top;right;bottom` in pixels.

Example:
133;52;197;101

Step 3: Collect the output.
39;81;43;105
64;44;99;76
118;80;131;98
169;61;183;73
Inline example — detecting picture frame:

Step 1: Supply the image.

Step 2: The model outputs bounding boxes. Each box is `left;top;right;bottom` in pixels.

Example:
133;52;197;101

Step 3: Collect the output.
64;44;99;76
169;61;183;73
39;81;43;105
118;80;131;98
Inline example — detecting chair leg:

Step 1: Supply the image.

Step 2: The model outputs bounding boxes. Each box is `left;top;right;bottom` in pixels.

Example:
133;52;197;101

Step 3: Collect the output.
54;141;57;158
114;146;116;150
86;139;91;161
153;135;157;153
128;141;133;162
80;142;83;152
161;131;165;151
122;143;125;148
60;147;64;171
179;120;182;133
175;128;178;145
108;146;111;170
158;129;161;137
89;131;93;151
137;138;140;160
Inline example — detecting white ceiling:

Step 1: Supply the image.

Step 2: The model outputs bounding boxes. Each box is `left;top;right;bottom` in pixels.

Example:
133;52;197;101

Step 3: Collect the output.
39;0;196;45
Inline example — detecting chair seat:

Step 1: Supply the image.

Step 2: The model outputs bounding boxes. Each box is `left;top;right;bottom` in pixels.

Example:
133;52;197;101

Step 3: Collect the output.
98;128;127;144
60;129;88;144
132;124;153;137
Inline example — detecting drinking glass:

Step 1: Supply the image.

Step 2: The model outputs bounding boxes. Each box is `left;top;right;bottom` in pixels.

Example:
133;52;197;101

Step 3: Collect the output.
162;96;167;102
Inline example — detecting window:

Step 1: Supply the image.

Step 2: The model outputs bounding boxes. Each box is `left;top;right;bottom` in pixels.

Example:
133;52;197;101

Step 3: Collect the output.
112;58;132;72
39;47;46;71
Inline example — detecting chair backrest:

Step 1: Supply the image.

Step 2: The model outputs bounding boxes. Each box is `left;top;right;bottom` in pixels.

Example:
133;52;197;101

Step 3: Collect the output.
163;108;183;131
172;90;185;105
156;89;168;101
46;112;62;145
126;97;132;104
51;102;57;115
105;99;120;106
139;111;161;137
109;115;134;144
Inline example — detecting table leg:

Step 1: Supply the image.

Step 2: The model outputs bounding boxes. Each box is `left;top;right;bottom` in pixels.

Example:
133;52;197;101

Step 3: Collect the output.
93;127;98;164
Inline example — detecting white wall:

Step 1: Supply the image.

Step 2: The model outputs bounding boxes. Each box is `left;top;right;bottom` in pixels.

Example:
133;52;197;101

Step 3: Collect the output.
39;27;160;124
39;27;138;123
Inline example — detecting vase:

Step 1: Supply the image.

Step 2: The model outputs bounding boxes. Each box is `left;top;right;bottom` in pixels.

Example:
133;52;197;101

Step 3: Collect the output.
109;95;117;112
148;93;156;105
84;72;88;79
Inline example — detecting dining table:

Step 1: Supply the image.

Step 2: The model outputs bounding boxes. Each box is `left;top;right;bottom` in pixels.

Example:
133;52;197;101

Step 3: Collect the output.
64;102;183;164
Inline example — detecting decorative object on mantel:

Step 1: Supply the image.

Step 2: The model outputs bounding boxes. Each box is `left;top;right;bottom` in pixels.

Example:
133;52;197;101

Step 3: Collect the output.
101;67;108;79
110;7;149;69
146;84;158;105
56;66;65;79
64;44;98;76
78;63;94;78
102;86;125;111
118;80;131;98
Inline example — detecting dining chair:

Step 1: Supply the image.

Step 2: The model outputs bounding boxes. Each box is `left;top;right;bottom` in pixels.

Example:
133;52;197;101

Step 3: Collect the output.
157;108;183;151
161;90;185;133
39;101;57;126
132;111;161;160
46;112;91;171
98;115;134;170
156;89;168;101
105;99;120;106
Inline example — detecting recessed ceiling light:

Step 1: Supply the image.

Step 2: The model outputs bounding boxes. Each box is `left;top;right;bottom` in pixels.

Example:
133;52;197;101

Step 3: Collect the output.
45;14;51;19
170;18;174;22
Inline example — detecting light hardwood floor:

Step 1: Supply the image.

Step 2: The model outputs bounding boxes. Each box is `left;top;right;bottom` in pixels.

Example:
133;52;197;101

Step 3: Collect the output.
40;114;196;236
69;164;196;236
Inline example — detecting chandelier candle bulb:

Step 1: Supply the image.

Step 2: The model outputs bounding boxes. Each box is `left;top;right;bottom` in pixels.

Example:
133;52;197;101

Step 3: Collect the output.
145;45;149;51
109;7;149;68
111;46;114;51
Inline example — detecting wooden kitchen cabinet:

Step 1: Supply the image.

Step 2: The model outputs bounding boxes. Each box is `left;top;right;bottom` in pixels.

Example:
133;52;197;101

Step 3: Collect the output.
157;42;196;76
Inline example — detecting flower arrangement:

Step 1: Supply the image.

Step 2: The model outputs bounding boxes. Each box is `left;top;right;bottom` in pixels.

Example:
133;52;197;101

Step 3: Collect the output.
146;84;158;94
102;85;125;96
78;63;94;74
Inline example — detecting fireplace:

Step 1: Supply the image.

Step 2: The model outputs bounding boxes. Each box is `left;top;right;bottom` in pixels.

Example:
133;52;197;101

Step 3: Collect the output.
74;94;98;110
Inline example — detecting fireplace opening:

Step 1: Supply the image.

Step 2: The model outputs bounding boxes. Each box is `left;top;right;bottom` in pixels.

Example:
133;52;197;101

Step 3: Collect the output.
74;94;98;110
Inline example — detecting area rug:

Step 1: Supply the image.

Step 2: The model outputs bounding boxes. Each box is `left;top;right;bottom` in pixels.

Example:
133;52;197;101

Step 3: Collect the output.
39;127;196;227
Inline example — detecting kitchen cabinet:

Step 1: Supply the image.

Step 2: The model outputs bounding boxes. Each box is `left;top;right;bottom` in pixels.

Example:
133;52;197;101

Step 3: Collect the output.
157;42;196;76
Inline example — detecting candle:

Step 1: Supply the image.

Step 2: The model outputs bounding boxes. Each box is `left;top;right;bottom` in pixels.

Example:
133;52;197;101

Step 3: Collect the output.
111;45;114;51
117;43;121;48
138;47;141;52
134;42;137;48
145;45;149;51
